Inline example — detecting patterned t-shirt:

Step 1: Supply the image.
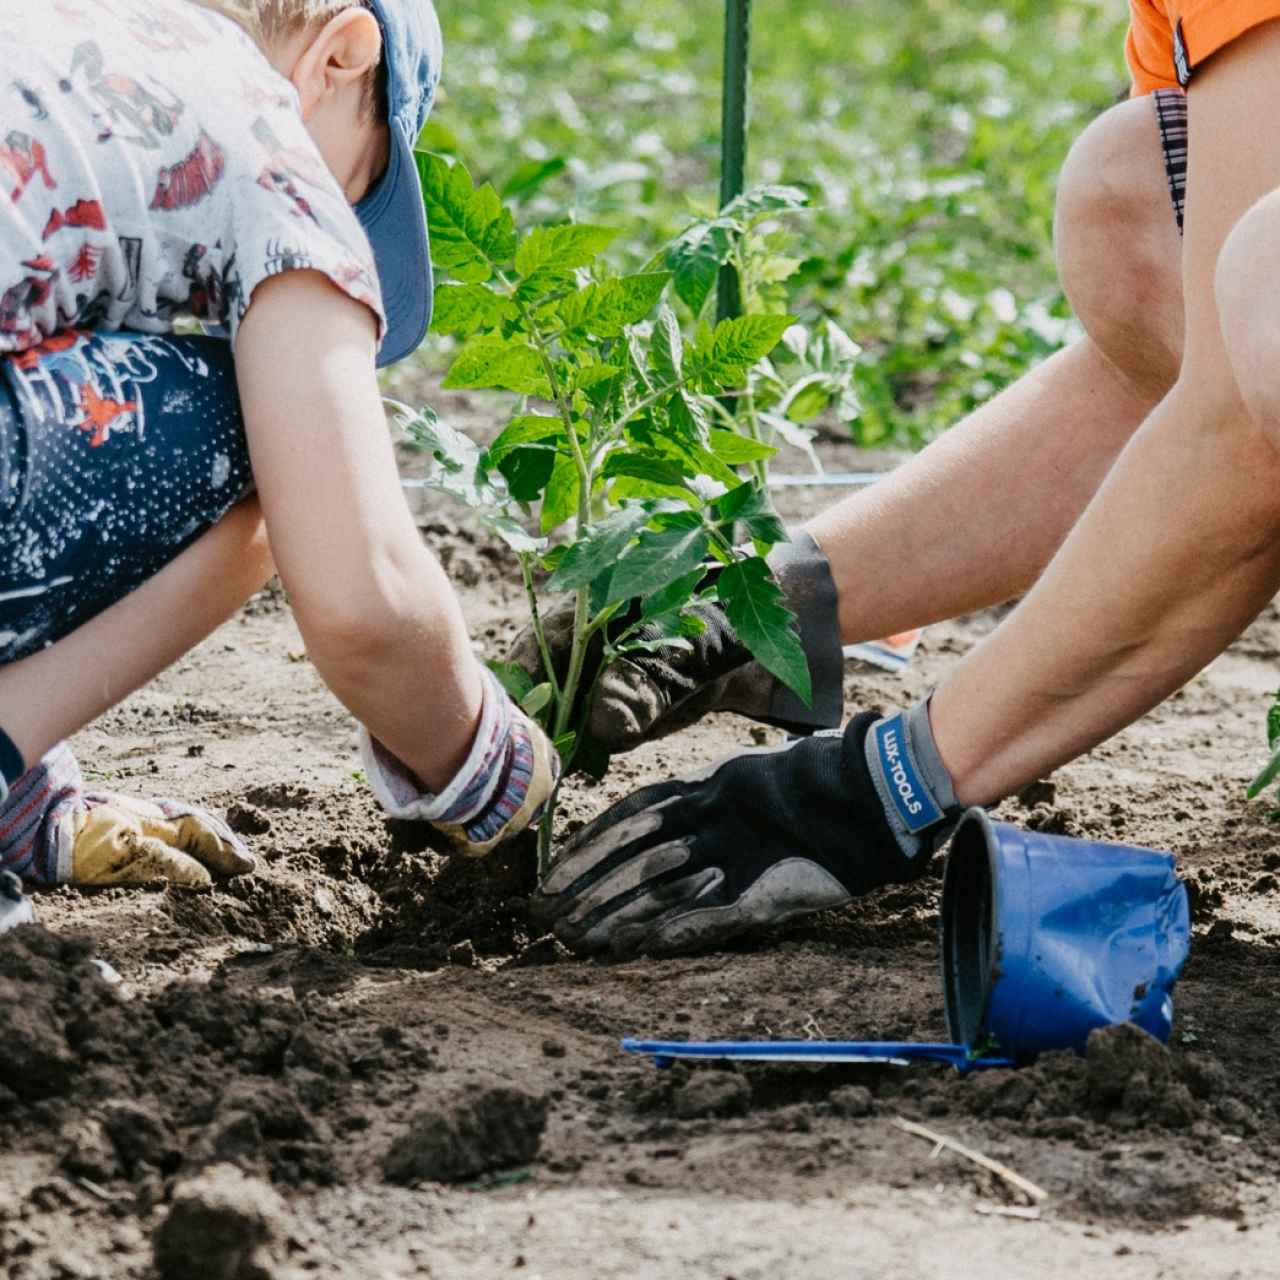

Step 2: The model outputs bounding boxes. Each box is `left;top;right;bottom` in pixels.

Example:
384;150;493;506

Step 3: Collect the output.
0;0;386;355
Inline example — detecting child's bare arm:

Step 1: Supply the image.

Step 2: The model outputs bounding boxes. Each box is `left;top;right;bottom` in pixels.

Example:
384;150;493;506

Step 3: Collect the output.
233;270;485;793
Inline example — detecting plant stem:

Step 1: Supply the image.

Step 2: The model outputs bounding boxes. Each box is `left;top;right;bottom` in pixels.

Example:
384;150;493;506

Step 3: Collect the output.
519;553;561;703
511;292;599;875
718;0;751;324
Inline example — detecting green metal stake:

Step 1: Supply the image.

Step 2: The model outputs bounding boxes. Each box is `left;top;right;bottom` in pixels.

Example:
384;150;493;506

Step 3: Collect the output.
717;0;751;324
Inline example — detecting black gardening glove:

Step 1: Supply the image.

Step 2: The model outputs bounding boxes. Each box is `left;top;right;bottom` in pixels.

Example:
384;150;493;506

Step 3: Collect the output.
508;533;845;753
533;711;948;957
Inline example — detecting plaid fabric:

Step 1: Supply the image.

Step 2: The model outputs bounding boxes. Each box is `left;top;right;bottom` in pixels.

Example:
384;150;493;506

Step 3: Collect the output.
361;667;557;844
0;741;83;884
1154;87;1188;236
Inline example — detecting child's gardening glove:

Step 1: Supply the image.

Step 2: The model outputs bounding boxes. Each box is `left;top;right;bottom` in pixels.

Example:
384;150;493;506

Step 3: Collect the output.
360;667;560;857
507;533;844;754
533;705;959;956
0;743;256;888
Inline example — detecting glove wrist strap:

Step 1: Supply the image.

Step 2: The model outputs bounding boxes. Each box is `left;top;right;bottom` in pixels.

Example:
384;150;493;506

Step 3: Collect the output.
863;697;960;857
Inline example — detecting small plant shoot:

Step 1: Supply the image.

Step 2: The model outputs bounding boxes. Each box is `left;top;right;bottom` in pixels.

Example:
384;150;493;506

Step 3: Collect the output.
402;152;859;869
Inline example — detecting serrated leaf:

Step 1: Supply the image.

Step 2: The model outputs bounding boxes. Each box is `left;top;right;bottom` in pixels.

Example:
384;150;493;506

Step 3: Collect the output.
717;558;811;706
443;335;551;396
707;428;777;465
541;456;580;533
515;224;618;284
547;505;652;593
609;476;698;507
721;184;810;218
557;272;670;338
694;314;796;386
417;152;516;282
713;481;788;545
663;218;737;315
430;283;515;337
650;304;684;384
393;404;545;555
488;661;536;704
607;526;710;603
487;415;565;465
758;411;822;471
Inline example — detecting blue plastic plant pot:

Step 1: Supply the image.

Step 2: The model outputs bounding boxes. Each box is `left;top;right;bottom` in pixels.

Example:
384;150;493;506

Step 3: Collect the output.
942;809;1191;1063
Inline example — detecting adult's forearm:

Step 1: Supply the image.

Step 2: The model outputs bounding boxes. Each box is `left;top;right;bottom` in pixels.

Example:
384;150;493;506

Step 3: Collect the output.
806;336;1163;646
931;384;1280;805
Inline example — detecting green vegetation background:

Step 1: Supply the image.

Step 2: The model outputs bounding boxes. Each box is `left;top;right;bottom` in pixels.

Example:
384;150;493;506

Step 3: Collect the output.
420;0;1131;448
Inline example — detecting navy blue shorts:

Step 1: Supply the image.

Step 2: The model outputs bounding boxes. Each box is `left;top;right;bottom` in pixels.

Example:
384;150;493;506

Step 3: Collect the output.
0;332;252;665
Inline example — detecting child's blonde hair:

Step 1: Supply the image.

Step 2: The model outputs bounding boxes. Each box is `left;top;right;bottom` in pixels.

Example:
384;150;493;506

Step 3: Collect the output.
189;1;385;118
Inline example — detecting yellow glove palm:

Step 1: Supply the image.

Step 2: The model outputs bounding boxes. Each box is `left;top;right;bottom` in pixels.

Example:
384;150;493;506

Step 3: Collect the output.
59;795;257;888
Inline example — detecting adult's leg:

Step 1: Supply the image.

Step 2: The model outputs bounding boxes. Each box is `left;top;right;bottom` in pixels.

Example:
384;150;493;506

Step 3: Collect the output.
930;21;1280;803
0;494;272;767
808;95;1185;644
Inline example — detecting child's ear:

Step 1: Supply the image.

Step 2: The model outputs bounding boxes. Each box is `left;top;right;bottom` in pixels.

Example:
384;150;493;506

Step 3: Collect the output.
290;7;382;118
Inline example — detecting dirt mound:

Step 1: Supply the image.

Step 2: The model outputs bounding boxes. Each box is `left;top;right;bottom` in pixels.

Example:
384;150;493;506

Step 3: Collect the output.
0;926;545;1195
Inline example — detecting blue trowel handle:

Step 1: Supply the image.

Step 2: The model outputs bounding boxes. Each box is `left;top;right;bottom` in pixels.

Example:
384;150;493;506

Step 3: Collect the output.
620;1038;1013;1072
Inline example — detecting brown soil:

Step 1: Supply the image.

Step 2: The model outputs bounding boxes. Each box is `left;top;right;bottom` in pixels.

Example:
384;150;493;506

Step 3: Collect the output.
6;411;1280;1277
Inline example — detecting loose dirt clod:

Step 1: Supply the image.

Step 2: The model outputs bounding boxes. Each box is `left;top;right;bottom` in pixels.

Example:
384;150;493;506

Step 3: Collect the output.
673;1071;751;1119
383;1079;548;1183
153;1164;288;1280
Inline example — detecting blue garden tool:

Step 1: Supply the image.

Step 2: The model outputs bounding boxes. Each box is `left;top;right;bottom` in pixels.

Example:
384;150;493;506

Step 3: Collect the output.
623;808;1192;1073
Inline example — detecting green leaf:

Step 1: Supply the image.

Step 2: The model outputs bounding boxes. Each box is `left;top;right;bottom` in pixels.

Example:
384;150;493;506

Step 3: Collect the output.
607;526;710;603
487;415;565;465
707;428;777;465
540;456;580;533
602;452;692;491
713;482;788;545
416;152;516;282
488;661;535;704
496;447;555;502
663;218;737;316
650;304;684;384
443;335;551;397
717;558;811;707
1267;690;1280;749
1249;740;1280;799
637;569;704;621
502;157;567;200
520;682;554;718
430;283;515;337
693;314;796;386
392;404;545;555
721;184;810;219
515;224;618;285
557;272;670;338
666;389;710;444
547;504;652;593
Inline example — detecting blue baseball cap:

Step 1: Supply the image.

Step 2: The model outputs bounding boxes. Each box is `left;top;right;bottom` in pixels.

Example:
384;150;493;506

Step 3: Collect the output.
356;0;442;367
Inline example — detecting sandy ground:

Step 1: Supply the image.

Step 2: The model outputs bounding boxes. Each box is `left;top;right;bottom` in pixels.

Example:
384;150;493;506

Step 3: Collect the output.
5;423;1280;1278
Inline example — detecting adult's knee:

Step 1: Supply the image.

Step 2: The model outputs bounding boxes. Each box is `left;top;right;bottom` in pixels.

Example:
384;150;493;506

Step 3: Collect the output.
1217;190;1280;452
1055;97;1184;396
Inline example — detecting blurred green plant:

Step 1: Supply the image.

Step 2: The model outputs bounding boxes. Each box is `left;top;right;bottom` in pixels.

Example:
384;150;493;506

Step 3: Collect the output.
418;0;1129;448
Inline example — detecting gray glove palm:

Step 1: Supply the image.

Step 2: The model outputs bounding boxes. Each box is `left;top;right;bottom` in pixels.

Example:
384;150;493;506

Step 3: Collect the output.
533;712;932;956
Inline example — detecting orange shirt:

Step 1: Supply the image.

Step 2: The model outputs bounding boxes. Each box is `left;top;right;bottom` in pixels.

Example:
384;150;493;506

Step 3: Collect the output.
1128;0;1280;94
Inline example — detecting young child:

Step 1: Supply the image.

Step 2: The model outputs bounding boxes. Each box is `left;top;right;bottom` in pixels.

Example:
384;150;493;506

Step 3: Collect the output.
0;0;558;888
